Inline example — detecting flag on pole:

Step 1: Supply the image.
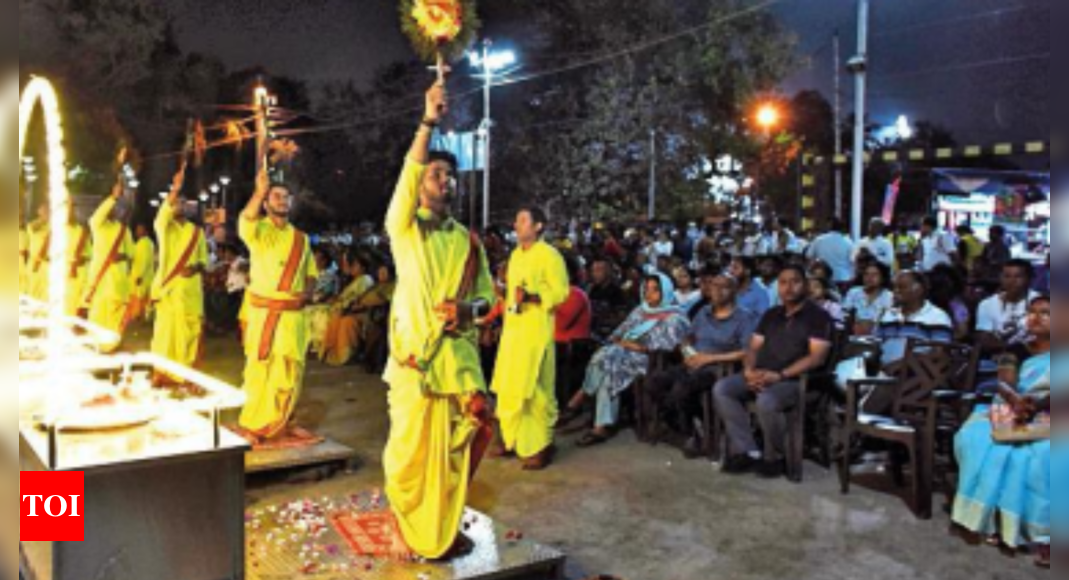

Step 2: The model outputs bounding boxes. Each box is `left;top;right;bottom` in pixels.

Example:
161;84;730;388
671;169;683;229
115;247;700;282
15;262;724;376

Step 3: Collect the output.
882;176;902;225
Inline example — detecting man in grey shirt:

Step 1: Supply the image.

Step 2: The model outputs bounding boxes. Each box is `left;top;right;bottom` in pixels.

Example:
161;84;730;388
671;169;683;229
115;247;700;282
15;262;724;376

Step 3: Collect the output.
643;269;759;457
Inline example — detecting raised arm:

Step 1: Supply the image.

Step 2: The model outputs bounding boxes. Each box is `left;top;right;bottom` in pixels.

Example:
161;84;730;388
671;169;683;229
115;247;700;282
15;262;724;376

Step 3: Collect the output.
386;81;447;238
242;160;270;223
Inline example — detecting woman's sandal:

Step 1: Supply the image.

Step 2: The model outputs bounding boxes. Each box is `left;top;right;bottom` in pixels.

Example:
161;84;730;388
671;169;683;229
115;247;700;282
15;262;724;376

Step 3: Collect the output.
576;431;611;448
556;407;585;429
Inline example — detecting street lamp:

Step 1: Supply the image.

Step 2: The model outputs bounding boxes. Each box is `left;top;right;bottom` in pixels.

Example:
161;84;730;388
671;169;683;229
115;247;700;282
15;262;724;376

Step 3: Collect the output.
469;40;519;230
752;103;783;224
895;115;914;141
218;176;232;221
756;104;781;135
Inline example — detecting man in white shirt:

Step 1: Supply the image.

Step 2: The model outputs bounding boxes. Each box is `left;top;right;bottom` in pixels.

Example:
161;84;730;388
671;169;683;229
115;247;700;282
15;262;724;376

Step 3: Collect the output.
806;219;856;284
975;259;1040;355
917;216;958;273
853;218;895;269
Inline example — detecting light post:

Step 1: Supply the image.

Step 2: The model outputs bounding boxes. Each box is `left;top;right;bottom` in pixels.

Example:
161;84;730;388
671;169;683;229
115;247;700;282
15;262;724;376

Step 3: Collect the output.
209;183;221;210
219;176;231;220
753;103;782;224
469;40;517;230
23;157;38;212
849;0;871;241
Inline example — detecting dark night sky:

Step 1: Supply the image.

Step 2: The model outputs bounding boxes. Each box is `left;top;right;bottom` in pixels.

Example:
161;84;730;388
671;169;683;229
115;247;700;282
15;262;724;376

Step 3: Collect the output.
168;0;1049;145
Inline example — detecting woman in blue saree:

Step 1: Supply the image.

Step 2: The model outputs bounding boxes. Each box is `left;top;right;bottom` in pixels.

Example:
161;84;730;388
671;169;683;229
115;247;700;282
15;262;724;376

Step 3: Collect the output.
953;295;1051;568
559;274;690;448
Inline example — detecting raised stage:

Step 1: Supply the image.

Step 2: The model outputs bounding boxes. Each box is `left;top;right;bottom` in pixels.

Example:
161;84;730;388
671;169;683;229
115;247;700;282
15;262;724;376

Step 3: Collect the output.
246;491;566;580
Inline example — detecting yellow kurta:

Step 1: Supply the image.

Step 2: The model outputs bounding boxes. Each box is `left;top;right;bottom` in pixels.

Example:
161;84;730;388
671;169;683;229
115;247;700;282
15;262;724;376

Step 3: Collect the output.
26;222;50;302
27;223;92;315
238;216;318;438
383;159;495;560
490;241;569;459
150;204;207;376
129;236;157;322
86;199;134;353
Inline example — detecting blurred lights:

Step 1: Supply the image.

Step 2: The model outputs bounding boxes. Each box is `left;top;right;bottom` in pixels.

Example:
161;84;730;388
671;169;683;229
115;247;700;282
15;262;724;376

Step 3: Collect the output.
18;77;71;347
756;104;781;130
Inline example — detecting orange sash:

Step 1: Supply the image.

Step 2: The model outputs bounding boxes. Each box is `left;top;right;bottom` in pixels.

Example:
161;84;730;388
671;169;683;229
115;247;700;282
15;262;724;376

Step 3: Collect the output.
160;227;202;290
84;224;128;305
31;232;51;274
256;230;307;361
68;228;90;279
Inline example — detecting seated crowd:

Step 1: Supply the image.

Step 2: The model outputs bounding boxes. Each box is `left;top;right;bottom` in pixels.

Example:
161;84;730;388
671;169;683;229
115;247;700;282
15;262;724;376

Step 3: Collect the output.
202;214;1051;569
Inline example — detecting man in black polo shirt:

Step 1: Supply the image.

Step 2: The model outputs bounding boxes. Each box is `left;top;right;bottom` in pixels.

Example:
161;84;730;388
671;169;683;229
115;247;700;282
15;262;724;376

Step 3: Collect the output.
713;265;834;479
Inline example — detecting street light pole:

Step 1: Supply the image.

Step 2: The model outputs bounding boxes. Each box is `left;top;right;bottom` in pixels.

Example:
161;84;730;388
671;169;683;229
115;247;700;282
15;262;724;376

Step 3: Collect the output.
481;40;493;232
850;0;870;241
833;30;844;220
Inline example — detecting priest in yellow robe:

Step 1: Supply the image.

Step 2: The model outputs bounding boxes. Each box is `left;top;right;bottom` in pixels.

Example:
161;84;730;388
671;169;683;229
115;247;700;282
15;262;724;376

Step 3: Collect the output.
85;182;134;353
26;206;51;303
151;166;208;382
490;207;569;470
64;215;93;318
27;205;93;316
237;165;318;442
19;219;30;296
382;80;496;561
129;223;157;323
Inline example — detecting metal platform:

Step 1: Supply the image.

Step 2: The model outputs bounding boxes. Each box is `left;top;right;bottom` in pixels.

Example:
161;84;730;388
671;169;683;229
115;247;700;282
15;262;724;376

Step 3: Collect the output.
245;437;357;475
246;492;566;580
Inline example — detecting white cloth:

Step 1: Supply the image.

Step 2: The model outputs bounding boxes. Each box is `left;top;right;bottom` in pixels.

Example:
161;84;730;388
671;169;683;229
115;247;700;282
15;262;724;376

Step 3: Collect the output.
918;232;957;272
843;287;894;323
976;291;1040;346
854;236;895;268
807;232;856;283
226;258;249;294
649;240;674;260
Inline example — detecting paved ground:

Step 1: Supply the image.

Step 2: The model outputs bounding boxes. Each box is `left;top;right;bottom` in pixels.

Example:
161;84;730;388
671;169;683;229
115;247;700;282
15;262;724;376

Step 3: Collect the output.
128;324;1049;580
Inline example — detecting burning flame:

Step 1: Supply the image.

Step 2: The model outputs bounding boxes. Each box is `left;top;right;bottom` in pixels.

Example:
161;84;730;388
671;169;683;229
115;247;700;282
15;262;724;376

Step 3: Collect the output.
412;0;463;43
19;77;70;356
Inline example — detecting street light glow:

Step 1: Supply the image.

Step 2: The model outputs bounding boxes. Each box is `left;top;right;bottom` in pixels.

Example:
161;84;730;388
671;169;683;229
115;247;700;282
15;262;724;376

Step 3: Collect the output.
896;115;914;140
210;184;221;194
469;49;517;72
219;176;232;186
756;105;780;130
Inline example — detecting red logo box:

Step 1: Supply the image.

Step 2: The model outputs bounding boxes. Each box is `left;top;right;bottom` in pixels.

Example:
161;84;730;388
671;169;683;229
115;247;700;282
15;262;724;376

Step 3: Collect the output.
20;471;85;542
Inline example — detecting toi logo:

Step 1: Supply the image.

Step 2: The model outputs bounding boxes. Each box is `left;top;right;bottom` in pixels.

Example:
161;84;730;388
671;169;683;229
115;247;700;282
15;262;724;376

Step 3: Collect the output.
20;471;85;542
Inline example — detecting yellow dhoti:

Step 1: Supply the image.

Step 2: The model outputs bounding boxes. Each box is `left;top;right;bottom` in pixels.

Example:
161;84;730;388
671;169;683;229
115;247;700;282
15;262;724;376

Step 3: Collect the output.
240;355;305;438
384;376;483;559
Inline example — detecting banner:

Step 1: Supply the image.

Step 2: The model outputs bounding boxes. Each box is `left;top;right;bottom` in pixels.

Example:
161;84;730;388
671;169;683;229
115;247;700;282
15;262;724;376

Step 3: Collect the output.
882;177;902;225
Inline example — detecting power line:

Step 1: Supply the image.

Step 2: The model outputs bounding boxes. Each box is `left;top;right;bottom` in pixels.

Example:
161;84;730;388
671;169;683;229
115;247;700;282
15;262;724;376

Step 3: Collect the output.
876;52;1049;81
871;5;1041;39
491;0;784;90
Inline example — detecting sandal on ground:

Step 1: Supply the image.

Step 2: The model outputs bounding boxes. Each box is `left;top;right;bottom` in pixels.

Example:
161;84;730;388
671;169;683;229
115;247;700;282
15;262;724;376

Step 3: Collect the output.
556;407;585;428
576;431;611;448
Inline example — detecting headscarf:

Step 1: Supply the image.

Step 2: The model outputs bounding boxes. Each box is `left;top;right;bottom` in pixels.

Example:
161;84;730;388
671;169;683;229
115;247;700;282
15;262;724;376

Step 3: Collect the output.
641;273;680;316
622;274;681;342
